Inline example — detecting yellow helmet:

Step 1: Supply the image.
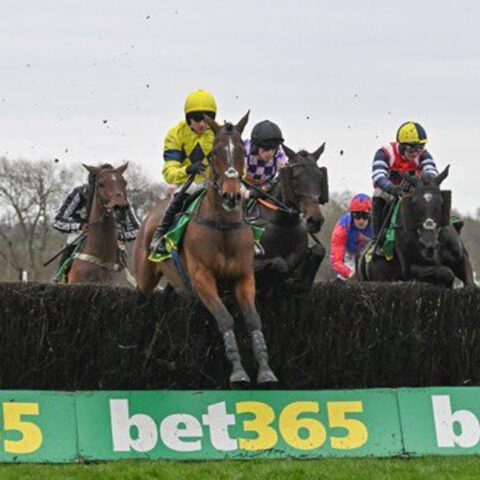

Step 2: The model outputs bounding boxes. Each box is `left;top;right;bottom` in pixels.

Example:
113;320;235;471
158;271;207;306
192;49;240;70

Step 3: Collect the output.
184;89;217;114
396;121;427;145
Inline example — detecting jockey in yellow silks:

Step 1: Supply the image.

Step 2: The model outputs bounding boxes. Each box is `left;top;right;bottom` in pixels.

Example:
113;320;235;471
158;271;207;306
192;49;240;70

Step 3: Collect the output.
150;89;217;255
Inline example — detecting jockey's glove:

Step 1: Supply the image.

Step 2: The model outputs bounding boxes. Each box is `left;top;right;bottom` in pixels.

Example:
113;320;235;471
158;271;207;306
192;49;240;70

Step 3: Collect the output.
390;185;403;198
186;162;207;175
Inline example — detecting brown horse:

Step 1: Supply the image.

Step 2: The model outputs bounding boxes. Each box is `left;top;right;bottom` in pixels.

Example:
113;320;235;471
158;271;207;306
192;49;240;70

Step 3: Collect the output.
69;164;129;284
133;113;278;387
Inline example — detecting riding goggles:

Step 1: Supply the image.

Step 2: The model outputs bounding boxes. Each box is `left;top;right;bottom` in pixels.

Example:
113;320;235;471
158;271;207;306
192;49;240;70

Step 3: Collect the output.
351;211;371;220
189;111;216;123
258;140;281;151
403;143;425;153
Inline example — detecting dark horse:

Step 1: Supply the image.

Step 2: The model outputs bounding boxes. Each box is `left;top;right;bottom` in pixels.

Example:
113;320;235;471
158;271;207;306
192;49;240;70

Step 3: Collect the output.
358;166;475;287
133;113;278;387
69;164;129;284
249;145;328;291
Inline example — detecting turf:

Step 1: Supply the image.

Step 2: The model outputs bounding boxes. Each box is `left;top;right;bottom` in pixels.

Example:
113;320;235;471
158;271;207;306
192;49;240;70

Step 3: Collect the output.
1;457;480;480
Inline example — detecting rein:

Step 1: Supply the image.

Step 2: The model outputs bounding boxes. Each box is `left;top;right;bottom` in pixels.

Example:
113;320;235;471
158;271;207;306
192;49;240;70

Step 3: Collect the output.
241;178;297;214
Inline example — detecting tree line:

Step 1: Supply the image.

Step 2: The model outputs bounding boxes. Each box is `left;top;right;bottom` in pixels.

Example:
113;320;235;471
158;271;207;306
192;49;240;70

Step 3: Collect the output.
0;156;478;283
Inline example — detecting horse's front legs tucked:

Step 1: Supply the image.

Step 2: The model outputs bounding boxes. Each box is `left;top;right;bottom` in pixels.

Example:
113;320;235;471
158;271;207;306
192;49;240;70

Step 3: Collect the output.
291;242;325;290
234;274;278;386
410;264;455;287
192;269;250;388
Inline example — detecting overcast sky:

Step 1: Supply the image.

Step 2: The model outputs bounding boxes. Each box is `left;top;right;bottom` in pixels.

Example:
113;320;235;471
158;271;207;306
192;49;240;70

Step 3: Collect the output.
1;0;479;213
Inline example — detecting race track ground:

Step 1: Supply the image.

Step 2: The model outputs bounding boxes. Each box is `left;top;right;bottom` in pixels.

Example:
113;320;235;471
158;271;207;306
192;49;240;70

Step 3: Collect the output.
1;457;480;479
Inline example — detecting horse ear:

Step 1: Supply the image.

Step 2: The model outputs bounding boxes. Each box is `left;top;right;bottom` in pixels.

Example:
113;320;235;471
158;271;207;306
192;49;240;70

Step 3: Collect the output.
115;162;128;175
313;142;326;162
434;165;450;186
398;171;419;186
282;145;296;161
204;115;221;135
83;164;101;176
235;110;250;134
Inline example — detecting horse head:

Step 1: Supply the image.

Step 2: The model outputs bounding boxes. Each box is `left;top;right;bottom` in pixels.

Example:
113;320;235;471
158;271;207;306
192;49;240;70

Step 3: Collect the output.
83;163;129;223
204;112;249;212
399;165;450;261
280;144;327;233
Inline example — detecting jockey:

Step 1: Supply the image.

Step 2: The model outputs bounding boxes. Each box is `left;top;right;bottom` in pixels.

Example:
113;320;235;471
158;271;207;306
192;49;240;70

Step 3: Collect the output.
51;163;140;270
330;194;373;279
371;122;438;239
241;120;287;199
150;89;217;255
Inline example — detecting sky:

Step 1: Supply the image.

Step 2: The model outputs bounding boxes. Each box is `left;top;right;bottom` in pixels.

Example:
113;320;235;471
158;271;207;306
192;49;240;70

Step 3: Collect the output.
0;0;479;213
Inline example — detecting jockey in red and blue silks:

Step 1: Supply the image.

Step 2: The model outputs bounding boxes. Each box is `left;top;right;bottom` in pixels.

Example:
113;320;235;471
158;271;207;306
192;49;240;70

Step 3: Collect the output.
330;194;373;279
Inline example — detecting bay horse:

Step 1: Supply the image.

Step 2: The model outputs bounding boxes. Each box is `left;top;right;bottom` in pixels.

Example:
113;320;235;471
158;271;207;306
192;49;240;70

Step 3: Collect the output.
133;113;278;388
357;166;475;287
249;145;328;291
69;164;129;284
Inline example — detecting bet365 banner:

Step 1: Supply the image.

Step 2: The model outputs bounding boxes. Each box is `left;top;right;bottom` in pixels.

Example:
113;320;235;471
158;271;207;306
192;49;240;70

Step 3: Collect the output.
2;388;480;462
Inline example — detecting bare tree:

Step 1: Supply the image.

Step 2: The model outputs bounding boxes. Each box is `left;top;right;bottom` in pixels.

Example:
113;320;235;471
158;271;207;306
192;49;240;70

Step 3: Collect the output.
125;162;169;221
0;157;76;281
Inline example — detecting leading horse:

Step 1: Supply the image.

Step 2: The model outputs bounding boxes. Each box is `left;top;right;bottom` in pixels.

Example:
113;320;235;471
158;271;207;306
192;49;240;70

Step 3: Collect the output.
357;166;475;287
133;113;278;387
69;164;129;285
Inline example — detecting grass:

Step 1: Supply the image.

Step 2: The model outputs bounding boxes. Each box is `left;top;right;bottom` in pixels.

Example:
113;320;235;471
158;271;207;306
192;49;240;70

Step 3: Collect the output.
1;457;480;480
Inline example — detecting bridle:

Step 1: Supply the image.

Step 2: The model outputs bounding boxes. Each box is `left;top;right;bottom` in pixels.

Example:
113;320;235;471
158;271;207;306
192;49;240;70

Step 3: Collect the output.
207;132;241;197
85;172;127;229
284;159;326;206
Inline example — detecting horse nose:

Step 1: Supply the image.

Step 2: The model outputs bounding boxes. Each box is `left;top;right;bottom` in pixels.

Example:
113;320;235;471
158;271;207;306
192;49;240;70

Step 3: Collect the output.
222;192;240;209
306;217;321;233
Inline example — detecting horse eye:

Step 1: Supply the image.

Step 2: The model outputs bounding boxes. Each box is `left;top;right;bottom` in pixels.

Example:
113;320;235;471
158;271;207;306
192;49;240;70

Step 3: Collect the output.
98;182;105;188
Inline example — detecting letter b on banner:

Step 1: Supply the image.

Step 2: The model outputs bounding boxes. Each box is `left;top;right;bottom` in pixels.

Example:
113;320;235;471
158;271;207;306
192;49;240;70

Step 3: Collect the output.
432;395;480;448
110;399;158;452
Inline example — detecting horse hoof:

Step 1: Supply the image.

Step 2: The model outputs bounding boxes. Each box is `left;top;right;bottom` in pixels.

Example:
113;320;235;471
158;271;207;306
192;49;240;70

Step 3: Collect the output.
257;368;278;388
230;370;251;389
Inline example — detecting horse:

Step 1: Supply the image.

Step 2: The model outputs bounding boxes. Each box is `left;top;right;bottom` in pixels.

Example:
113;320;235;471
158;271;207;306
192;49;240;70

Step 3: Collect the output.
357;166;475;287
133;113;278;388
68;163;129;284
248;145;328;292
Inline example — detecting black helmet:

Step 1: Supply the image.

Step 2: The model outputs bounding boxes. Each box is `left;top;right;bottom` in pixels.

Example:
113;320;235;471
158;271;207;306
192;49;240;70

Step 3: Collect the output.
251;120;284;150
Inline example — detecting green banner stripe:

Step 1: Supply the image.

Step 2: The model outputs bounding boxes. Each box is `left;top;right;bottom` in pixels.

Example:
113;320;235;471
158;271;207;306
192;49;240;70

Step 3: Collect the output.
3;388;480;462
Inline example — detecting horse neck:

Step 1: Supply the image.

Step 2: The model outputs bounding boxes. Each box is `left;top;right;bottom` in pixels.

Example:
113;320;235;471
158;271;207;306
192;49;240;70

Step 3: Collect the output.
83;190;118;262
263;179;300;226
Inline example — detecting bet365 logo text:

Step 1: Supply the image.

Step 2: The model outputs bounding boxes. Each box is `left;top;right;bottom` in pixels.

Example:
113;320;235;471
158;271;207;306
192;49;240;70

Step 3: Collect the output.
0;403;42;454
109;399;369;453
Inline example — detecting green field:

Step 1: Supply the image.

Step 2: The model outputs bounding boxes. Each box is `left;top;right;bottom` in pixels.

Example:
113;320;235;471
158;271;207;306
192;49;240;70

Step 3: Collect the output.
1;457;480;480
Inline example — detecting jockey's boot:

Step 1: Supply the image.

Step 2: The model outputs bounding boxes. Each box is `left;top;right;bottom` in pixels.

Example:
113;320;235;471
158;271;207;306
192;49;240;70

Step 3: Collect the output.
150;192;186;255
372;197;386;242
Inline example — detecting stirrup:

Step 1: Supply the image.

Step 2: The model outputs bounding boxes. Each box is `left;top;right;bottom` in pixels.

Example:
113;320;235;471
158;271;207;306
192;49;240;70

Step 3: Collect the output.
150;235;167;255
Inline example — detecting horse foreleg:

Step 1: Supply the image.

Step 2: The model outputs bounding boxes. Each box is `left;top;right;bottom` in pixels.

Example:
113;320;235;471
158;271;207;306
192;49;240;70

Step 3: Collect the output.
234;274;278;386
293;243;325;289
192;269;250;387
410;264;455;287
